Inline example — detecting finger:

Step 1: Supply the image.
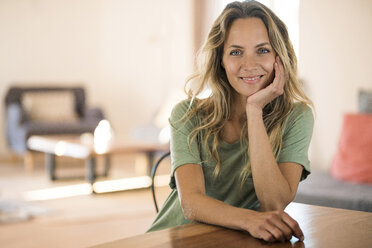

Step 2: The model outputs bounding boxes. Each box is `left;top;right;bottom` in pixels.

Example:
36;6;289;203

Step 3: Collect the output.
266;222;286;242
276;55;284;71
273;61;281;86
268;215;293;241
271;57;283;90
271;59;280;86
282;213;304;241
275;56;285;89
269;62;284;97
259;229;276;243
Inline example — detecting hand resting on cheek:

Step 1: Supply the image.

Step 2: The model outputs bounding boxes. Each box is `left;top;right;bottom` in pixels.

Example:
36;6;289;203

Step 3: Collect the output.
246;56;286;112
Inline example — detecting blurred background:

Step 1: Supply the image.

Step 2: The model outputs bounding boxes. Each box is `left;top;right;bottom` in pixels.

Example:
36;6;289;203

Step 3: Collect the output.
0;0;371;247
1;0;372;169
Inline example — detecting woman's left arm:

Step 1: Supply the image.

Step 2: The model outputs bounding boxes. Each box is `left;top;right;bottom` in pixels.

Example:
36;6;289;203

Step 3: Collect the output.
246;56;303;211
247;105;303;211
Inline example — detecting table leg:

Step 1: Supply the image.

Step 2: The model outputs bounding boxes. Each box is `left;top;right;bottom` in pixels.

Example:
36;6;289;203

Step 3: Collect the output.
103;155;111;177
45;153;56;180
24;151;35;172
86;156;96;185
147;152;155;176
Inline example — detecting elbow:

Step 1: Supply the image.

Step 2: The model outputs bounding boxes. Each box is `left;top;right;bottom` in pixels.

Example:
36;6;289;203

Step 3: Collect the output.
180;198;195;221
182;208;196;221
179;195;198;221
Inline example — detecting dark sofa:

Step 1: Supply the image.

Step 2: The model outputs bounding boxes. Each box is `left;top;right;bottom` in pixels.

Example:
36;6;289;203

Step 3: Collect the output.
5;86;105;154
294;170;372;212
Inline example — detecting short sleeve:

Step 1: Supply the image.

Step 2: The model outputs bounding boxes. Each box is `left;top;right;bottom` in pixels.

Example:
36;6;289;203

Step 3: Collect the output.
168;100;202;189
277;103;314;180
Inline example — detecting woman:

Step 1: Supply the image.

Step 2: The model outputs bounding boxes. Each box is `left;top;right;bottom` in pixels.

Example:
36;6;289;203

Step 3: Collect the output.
148;0;314;243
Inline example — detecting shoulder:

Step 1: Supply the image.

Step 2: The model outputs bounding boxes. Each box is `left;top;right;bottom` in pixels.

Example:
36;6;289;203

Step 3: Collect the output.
171;99;193;116
169;99;199;131
169;99;193;122
283;103;314;134
289;102;314;124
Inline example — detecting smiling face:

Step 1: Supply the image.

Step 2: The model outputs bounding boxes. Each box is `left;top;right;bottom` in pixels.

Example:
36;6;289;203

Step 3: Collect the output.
222;17;276;101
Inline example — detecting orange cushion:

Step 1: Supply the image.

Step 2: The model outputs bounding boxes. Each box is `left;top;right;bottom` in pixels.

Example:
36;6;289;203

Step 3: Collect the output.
331;113;372;184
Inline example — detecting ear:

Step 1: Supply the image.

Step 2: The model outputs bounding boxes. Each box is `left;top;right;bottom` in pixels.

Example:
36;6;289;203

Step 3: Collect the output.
221;60;225;68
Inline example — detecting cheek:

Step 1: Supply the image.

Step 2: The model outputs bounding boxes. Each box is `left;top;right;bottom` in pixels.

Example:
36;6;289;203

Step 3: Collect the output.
222;59;237;76
224;60;240;74
263;59;275;85
263;59;275;74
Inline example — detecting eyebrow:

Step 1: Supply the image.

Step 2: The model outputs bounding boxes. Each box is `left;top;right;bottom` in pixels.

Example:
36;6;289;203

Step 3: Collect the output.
227;42;271;49
255;42;270;48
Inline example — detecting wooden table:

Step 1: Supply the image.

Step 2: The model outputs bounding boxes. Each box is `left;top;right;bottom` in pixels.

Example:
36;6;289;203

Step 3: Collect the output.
91;203;372;248
27;135;169;185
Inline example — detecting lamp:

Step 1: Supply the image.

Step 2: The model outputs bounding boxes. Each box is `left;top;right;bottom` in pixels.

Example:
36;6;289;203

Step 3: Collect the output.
94;120;114;154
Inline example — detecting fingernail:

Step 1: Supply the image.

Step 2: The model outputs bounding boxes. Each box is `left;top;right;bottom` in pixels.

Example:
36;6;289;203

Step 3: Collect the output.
275;62;278;67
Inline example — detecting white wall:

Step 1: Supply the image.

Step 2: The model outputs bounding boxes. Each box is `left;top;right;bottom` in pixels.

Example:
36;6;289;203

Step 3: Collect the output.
299;0;372;170
0;0;193;156
2;0;371;170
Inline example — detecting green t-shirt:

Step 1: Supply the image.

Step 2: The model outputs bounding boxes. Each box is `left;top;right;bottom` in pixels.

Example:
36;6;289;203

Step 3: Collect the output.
147;99;314;232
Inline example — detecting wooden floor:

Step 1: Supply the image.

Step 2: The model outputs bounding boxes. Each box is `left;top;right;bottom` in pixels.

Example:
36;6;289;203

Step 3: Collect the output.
0;153;172;248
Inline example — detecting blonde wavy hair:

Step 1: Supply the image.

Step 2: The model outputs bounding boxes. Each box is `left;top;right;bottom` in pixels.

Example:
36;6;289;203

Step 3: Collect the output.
183;0;313;184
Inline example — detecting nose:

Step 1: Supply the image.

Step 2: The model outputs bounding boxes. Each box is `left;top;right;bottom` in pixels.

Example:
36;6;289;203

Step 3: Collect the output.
241;54;258;71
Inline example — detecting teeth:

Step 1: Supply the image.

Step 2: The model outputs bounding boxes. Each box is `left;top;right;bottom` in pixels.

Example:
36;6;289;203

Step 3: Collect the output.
243;76;260;81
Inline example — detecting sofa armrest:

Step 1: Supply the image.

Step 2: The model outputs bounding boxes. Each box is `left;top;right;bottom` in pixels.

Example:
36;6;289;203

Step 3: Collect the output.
83;107;105;122
6;104;28;154
7;103;28;124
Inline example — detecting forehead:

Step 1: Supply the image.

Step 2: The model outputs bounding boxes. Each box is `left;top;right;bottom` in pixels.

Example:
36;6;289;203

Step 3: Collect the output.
225;17;270;46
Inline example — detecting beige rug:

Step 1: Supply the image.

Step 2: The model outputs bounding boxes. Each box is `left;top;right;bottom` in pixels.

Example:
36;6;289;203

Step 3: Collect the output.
0;198;51;224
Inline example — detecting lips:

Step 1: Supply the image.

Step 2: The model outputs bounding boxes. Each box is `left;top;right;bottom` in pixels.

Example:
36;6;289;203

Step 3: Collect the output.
240;75;263;84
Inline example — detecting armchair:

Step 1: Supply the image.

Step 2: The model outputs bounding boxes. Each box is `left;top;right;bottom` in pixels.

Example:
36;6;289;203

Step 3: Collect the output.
4;86;105;155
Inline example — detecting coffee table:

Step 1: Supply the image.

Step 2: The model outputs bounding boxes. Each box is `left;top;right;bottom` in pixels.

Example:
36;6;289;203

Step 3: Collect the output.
27;135;170;187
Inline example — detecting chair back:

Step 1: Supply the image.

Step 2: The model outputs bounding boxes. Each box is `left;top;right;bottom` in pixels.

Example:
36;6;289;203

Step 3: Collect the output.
151;151;171;213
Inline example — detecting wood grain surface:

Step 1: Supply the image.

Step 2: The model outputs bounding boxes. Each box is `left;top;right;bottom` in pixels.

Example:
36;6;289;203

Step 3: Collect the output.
92;202;372;248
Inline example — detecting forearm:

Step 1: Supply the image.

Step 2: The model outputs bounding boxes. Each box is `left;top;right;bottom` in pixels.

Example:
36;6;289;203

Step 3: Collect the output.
246;106;293;211
179;190;305;243
175;164;256;231
173;139;304;242
180;191;254;231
